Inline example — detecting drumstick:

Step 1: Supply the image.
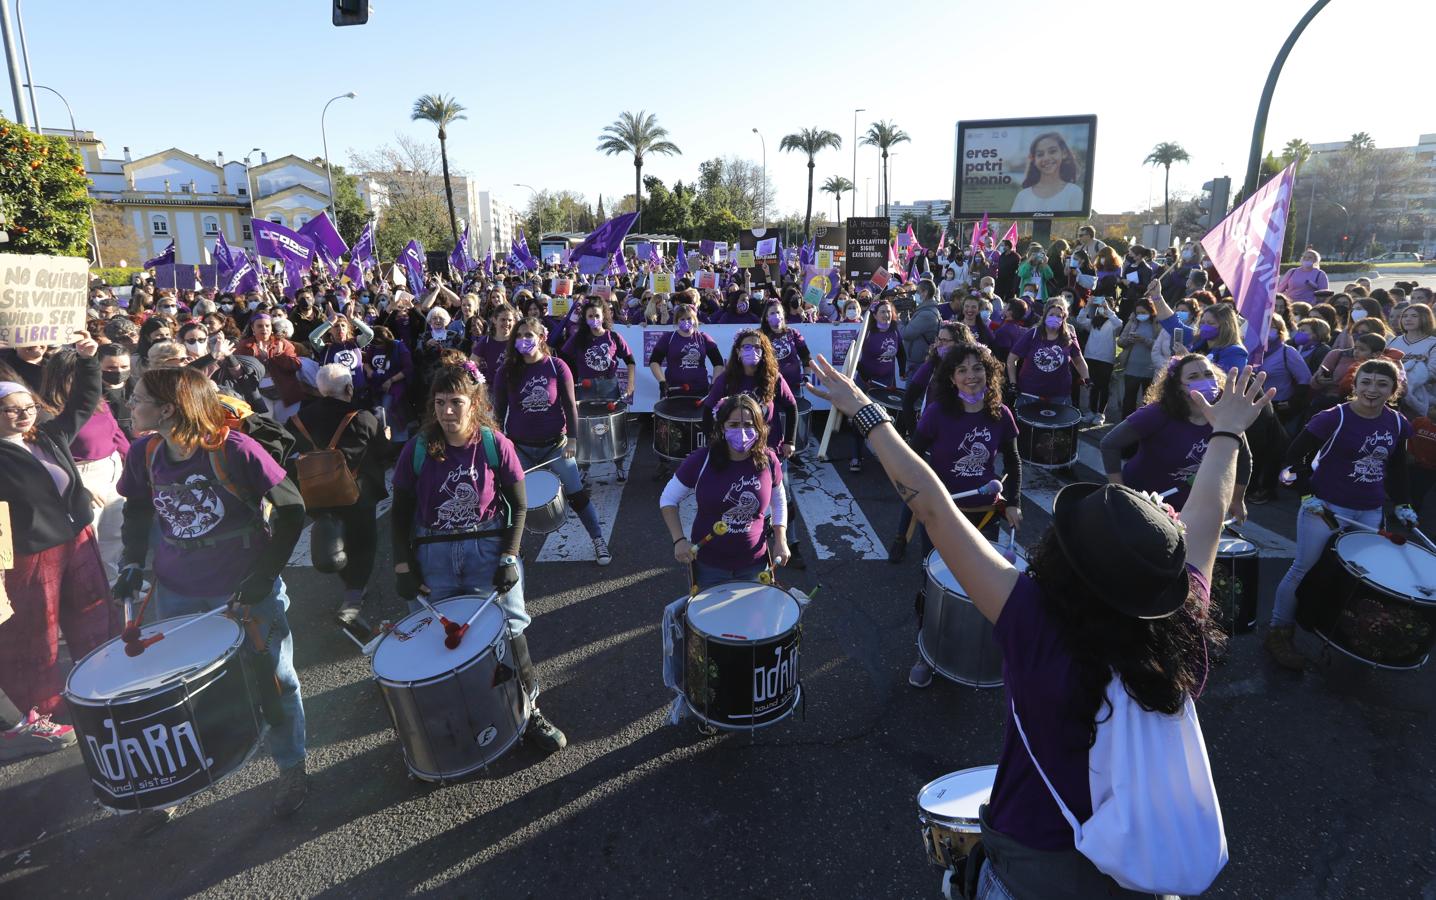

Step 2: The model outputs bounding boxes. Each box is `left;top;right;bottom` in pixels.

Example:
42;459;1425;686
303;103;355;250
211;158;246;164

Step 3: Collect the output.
444;589;500;650
522;457;560;475
951;478;1004;502
1329;512;1430;583
684;520;730;562
122;603;230;656
414;592;461;637
1409;526;1436;555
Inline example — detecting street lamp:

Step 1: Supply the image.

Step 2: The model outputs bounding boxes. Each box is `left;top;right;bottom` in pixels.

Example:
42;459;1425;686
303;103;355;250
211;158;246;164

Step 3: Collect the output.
752;128;766;227
16;0;38;132
514;182;542;235
243;147;264;245
25;83;100;265
852;108;865;222
321;91;356;222
1243;0;1332;198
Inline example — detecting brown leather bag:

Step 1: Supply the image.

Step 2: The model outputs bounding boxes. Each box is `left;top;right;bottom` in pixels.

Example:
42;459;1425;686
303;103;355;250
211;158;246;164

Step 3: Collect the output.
290;411;361;508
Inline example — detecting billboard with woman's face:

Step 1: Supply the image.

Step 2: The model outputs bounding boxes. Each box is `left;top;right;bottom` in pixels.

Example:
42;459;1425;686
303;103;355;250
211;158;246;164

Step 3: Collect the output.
953;115;1097;219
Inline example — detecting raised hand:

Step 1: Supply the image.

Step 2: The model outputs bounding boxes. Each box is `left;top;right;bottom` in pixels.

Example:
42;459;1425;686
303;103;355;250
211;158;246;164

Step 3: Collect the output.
1190;366;1274;435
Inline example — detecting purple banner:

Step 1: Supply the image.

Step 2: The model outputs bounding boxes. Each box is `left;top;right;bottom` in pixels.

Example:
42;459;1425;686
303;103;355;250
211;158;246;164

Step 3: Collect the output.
251;218;317;267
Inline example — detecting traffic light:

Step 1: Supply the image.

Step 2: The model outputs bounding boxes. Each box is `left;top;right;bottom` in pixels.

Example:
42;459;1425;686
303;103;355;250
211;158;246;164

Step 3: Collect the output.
333;0;368;26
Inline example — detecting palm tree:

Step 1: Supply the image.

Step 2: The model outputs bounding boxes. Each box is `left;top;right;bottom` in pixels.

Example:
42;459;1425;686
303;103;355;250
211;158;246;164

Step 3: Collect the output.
860;120;911;218
410;93;467;245
1348;132;1375;152
596;110;681;231
1282;138;1312;167
822;175;855;222
779;128;843;238
1143;141;1192;225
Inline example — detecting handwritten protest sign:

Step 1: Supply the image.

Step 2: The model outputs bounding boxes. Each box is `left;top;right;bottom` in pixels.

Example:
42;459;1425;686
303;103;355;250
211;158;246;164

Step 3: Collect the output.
816;249;834;270
652;272;674;294
0;253;90;347
551;277;573;296
695;271;719;290
737;250;756;269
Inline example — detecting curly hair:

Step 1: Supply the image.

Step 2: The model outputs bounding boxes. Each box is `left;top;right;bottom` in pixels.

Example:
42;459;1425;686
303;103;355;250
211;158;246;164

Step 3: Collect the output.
571;299;614;353
707;393;771;473
722;329;780;405
1024;529;1225;749
420;364;500;462
1143;353;1215;419
931;341;1005;420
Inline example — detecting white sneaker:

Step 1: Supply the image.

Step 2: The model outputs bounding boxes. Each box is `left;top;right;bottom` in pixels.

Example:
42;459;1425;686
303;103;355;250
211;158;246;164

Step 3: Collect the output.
593;537;612;567
1089;413;1105;427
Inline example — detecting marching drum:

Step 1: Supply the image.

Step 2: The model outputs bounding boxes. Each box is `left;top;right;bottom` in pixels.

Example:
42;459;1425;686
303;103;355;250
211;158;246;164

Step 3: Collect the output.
683;582;803;730
575;399;629;464
523;470;566;535
64;613;262;812
1212;536;1259;635
1296;530;1436;670
372;595;529;782
869;386;907;436
793;397;813;450
917;765;998;870
1014;400;1080;469
919;542;1025;688
653;396;707;463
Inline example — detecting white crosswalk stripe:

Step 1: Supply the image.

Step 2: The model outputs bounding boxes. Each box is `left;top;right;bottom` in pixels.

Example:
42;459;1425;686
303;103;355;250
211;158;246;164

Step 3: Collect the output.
788;459;889;561
536;442;639;562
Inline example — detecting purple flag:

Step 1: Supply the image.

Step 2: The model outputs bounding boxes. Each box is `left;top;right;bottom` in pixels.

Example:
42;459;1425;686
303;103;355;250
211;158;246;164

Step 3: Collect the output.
699;239;715;258
513;229;538;271
674;240;688;279
351;219;376;267
483;248;493;275
560;246;571;267
449;222;475;274
572;212;639;275
606;249;629;277
144;240;175;269
401;239;426;294
223;258;259;294
342;259;364;285
281;256;307;299
300;214;348;274
251;218;317;267
778;236;788;276
646;243;662;268
1199;162;1297;365
212;231;236;273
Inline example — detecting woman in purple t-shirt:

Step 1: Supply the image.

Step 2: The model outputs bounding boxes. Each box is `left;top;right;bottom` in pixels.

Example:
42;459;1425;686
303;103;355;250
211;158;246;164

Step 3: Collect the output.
1006;298;1089;400
699;331;798;459
390;364;567;752
468;303;516;383
759;299;813;399
1267;358;1415;670
811;354;1272;899
660;393;790;588
648;304;724;398
1275;249;1330;305
492;317;610;566
560;299;636;404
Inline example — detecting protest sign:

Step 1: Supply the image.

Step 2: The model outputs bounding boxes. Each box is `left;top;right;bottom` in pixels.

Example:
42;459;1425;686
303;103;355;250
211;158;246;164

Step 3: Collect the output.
592;283;613;301
652;272;674;293
846;217;889;281
869;267;891;290
815;249;833;270
737;250;756;269
551;295;571;317
695;271;719;290
0;253;90;347
551;277;573;296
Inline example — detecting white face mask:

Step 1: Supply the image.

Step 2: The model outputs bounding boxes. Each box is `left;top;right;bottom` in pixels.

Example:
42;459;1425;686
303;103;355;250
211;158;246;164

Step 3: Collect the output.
1350;309;1368;322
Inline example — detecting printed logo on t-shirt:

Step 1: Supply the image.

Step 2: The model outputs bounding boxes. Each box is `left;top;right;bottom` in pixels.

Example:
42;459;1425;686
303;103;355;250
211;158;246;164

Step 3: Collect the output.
332;348;359;370
679;341;703;369
1031;344;1067;373
877;336;898;361
370;354;389;375
720;474;764;531
584;341;614;373
951;427;993;478
519;375;552;413
434;464;485;531
1351;430;1394;483
1170;439;1209;487
772;334;792;361
153;475;225;539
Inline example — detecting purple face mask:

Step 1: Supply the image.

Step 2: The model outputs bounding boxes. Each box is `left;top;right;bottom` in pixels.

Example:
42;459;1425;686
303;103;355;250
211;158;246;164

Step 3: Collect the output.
677;320;695;334
1188;377;1220;402
514;337;538;355
724;426;758;453
936;344;952;358
1292;331;1312;347
739;345;762;366
767;312;783;328
1044;315;1062;330
1198;323;1220;342
958;387;986;405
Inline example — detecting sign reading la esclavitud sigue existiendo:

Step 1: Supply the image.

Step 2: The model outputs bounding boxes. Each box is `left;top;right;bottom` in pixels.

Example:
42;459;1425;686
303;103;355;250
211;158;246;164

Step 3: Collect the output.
0;252;90;347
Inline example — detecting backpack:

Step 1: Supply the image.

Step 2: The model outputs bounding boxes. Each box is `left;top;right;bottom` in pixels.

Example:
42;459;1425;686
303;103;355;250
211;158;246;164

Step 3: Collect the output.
216;393;294;471
289;411;361;509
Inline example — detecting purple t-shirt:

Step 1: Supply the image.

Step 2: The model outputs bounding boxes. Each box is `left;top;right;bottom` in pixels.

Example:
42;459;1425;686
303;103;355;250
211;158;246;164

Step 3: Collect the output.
767;327;810;394
116;431;286;597
675;447;780;570
470;335;510;381
365;341;413;398
493;356;575;445
70;398;130;463
858;322;903;385
1120;404;1214;509
650;330;720;394
392;430;523;533
321;339;367;393
1011;328;1082;398
1308;404;1412;510
562;329;633;382
701;370;797;448
987;565;1210;851
1278;265;1329;304
917;404;1018;500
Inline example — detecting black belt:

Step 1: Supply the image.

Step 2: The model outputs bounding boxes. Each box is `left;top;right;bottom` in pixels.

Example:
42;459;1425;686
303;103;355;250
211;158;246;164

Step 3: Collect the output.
413;529;506;546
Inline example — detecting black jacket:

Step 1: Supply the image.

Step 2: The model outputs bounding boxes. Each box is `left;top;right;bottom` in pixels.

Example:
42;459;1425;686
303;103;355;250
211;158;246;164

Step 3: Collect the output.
286;396;388;506
0;355;100;555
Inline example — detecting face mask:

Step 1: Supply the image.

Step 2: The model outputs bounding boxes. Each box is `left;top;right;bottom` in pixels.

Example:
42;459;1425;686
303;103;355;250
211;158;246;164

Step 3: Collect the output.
1350;309;1368;321
219;303;233;313
1044;315;1062;330
159;307;177;316
1301;259;1315;269
1091;297;1105;306
845;308;860;321
514;337;538;355
184;339;206;352
1182;250;1194;262
767;313;783;328
102;370;128;386
875;318;891;331
1136;313;1151;323
724;426;759;453
736;301;749;313
431;327;448;340
1198;323;1219;341
1267;330;1281;347
1188;378;1220;402
1176;310;1191;324
677;320;695;334
936;344;952;358
587;317;604;330
958;387;986;405
979;310;991;323
1292;331;1313;347
981;286;994;296
739;345;762;366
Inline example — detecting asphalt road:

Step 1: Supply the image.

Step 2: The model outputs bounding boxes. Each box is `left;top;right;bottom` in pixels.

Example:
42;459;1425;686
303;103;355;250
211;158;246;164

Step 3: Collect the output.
2;419;1435;899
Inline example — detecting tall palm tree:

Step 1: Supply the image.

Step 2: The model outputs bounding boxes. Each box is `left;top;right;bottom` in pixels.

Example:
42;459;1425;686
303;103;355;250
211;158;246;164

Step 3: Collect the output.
1282;138;1312;167
596;110;681;231
822;175;855;222
860;120;911;219
410;93;467;245
779;128;843;238
1143;141;1192;225
1348;131;1375;151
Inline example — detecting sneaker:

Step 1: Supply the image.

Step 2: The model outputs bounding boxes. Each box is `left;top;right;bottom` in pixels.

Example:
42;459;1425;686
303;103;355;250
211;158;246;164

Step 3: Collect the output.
1263;626;1305;672
270;761;309;818
593;537;612;567
909;658;934;688
0;708;77;761
128;806;177;839
1247;489;1272;506
887;535;907;564
1088;413;1105;427
849;458;862;473
525;709;567;753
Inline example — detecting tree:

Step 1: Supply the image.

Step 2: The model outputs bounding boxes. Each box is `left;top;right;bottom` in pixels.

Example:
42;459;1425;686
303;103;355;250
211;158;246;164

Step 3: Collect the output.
596;110;681;233
0;118;93;258
410;93;467;245
860;120;910;219
821;175;855;223
323;163;369;242
349;136;452;260
91;201;145;266
1348;132;1375;152
1281;138;1312;167
1143;141;1192;225
779;128;842;239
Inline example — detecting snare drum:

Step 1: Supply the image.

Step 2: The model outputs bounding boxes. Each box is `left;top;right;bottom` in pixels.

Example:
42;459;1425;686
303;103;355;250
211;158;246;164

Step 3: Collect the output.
576;399;629;463
1015;401;1080;469
372;595;529;781
653;396;707;463
869;386;907;436
1296;530;1436;670
919;543;1025;688
917;765;998;870
524;470;566;535
683;582;803;730
793;397;813;450
1212;536;1259;634
64;613;262;812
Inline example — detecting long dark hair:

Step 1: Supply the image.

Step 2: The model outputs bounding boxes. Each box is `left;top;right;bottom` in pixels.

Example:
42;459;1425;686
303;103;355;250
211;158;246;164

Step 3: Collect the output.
504;316;552;394
707;393;771;473
1144;353;1212;418
931;341;1005;420
1021;131;1079;188
722;329;780;405
420;364;500;462
39;348;99;416
1025;530;1225;749
572;299;613;352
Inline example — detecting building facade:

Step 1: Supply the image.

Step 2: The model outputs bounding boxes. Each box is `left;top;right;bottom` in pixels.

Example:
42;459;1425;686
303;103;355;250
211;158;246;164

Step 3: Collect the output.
1307;133;1436;255
886;199;952;230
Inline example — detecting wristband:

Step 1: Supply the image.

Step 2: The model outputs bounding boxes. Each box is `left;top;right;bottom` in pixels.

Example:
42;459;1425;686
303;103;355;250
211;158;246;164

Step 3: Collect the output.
1209;431;1242;443
673;536;687;545
852;402;893;438
498;554;519;566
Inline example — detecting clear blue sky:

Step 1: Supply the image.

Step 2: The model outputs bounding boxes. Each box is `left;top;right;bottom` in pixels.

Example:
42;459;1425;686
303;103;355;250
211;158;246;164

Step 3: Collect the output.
6;0;1430;223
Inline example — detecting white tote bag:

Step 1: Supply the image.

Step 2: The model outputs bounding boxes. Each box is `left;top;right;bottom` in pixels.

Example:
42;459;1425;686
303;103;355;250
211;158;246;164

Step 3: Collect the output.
1011;674;1228;895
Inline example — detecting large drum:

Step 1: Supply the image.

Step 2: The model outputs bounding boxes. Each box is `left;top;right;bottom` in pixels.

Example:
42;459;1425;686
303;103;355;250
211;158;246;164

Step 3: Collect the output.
653;396;707;463
372;595;529;782
917;765;998;870
793;397;813;450
1297;530;1436;670
1212;536;1259;635
684;582;803;730
1015;400;1080;469
523;469;566;535
64;613;262;812
575;399;629;463
869;386;908;437
920;542;1025;688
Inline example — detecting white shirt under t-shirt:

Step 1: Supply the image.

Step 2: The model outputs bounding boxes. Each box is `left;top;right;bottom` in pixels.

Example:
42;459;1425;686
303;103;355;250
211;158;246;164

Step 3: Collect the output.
1010;182;1085;214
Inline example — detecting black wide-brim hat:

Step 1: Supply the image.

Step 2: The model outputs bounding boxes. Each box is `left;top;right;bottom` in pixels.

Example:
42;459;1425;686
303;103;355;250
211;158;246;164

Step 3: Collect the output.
1052;483;1191;619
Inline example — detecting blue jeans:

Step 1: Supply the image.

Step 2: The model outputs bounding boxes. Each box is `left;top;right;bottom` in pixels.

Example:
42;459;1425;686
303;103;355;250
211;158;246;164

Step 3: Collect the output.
153;577;306;772
577;376;619;401
512;439;601;539
976;860;1015;899
1271;502;1381;627
413;529;529;637
694;559;765;590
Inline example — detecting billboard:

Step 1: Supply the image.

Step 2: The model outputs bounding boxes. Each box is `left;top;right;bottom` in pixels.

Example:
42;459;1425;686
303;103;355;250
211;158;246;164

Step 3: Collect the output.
846;217;889;281
953;115;1097;219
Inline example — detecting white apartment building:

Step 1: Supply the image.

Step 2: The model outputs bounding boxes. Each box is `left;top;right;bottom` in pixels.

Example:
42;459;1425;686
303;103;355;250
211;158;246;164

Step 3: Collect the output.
886;199;952;230
1307;133;1436;254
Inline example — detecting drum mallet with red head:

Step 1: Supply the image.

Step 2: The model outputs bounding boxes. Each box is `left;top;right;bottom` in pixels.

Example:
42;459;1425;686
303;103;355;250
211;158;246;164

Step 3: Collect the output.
443;590;500;650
